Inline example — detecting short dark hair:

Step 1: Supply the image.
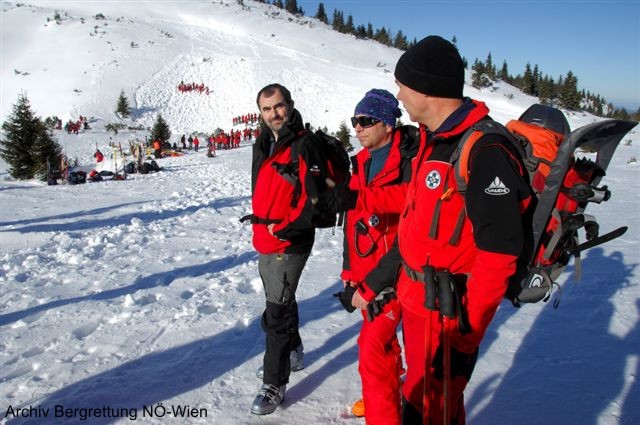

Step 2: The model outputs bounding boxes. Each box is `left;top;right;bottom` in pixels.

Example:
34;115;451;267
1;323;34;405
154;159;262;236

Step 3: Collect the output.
256;83;293;107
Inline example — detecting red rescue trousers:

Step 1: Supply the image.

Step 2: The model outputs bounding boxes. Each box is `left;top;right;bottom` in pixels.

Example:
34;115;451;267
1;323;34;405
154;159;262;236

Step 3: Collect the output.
401;307;471;425
358;298;403;425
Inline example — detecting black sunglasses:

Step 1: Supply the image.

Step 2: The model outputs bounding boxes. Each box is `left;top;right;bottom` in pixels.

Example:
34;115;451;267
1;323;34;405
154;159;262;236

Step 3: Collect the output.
351;116;381;128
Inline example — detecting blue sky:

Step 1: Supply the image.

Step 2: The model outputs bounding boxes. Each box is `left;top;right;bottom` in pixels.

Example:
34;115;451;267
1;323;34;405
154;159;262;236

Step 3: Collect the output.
297;0;640;110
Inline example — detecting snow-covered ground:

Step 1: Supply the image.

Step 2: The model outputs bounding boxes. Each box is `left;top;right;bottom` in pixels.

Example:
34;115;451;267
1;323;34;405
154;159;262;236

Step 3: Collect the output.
1;1;639;424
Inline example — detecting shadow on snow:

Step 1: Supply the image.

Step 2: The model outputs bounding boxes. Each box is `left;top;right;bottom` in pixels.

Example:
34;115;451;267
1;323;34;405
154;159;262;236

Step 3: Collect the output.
0;196;249;233
0;201;147;227
468;248;638;425
0;251;257;327
5;281;360;424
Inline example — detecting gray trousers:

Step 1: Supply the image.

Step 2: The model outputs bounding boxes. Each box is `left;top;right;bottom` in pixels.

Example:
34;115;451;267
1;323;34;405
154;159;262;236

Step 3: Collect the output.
258;252;310;386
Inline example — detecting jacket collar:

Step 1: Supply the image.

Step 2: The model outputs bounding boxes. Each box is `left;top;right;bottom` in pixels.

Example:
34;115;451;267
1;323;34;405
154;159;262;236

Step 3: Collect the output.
426;98;490;140
271;108;305;150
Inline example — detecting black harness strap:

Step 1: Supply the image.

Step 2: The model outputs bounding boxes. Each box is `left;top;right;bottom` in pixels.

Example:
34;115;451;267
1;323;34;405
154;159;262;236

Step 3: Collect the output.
239;214;282;225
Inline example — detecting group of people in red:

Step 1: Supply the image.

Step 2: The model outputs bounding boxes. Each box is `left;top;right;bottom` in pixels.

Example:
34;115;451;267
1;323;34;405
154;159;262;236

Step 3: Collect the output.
175;128;260;158
64;115;89;134
232;113;259;126
179;134;201;152
177;81;210;95
207;128;259;151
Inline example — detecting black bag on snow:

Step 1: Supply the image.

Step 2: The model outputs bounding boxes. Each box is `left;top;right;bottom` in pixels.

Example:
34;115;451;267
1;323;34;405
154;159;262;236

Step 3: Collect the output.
68;170;87;185
140;162;151;174
124;162;136;174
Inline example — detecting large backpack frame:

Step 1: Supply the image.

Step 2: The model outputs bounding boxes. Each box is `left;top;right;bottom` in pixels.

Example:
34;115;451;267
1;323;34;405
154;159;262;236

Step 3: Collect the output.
453;105;637;307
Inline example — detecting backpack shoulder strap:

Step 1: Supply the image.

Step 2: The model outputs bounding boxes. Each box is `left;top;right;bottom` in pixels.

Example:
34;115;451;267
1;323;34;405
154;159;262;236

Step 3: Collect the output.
285;131;311;207
447;121;522;246
290;137;300;167
289;128;319;166
453;120;522;195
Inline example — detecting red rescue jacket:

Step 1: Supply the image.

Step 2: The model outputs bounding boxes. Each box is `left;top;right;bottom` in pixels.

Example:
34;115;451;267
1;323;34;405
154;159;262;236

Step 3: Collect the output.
363;99;533;352
250;109;323;254
342;126;418;284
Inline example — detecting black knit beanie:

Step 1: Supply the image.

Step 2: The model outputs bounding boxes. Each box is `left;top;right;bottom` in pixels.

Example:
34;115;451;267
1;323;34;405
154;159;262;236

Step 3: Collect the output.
394;35;464;98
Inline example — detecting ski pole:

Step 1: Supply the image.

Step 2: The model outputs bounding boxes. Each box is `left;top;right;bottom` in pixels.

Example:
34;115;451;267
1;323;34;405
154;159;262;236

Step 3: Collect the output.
442;315;451;425
423;313;431;425
438;273;456;425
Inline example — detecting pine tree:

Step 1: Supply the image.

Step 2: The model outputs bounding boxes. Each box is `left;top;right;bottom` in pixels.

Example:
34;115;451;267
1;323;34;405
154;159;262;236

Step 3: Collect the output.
595;96;604;116
532;64;540;94
150;113;172;146
560;71;580;110
538;76;553;105
394;30;408;50
387;29;395;47
116;90;130;118
580;89;588;112
498;60;510;81
284;0;298;15
355;24;367;39
30;121;63;180
374;27;391;46
472;58;490;88
345;14;355;34
335;121;353;151
332;9;344;32
521;63;536;95
0;93;62;180
366;22;374;39
511;74;522;90
315;2;328;23
274;0;283;9
485;52;496;80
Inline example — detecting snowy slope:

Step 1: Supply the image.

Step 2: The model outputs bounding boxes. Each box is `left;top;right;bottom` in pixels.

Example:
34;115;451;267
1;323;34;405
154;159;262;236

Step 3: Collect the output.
1;0;407;134
1;1;639;424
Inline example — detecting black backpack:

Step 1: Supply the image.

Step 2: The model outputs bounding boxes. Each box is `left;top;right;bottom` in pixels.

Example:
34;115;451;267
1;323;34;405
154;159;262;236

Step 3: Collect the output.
68;170;87;185
277;129;351;228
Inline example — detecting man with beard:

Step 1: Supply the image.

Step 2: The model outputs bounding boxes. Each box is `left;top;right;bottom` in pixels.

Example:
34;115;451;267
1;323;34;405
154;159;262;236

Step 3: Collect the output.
245;83;326;415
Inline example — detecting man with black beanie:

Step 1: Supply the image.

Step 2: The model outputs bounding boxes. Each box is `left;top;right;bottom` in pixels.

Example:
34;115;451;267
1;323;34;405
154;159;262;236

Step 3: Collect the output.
358;35;534;424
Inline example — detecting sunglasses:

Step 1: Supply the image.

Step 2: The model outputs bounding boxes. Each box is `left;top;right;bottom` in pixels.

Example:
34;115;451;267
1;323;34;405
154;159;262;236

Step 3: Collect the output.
350;116;381;128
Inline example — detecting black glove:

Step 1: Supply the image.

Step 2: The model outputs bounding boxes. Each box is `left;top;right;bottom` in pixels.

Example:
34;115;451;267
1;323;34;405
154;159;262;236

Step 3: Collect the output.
431;344;479;381
317;184;358;214
365;287;397;322
334;285;357;313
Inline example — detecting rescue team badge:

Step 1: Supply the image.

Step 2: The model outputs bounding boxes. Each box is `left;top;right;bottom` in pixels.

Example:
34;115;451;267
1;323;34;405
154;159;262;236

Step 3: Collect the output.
425;170;441;189
484;177;510;195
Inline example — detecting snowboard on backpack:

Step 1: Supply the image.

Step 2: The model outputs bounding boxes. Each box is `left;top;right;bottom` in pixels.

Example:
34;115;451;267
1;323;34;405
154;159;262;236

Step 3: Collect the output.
505;105;637;306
